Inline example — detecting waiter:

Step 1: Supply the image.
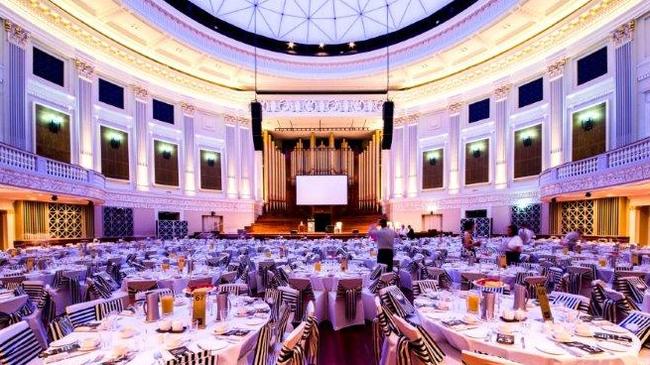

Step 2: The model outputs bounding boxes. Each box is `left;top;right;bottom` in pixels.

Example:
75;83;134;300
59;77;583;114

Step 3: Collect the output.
369;218;397;272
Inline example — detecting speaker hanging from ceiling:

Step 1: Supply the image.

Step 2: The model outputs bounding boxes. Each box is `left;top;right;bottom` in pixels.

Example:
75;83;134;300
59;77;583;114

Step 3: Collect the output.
251;101;263;151
382;101;394;150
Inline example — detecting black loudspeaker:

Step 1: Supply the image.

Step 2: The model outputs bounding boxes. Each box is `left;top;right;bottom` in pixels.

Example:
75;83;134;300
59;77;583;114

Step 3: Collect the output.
251;101;263;151
381;101;394;150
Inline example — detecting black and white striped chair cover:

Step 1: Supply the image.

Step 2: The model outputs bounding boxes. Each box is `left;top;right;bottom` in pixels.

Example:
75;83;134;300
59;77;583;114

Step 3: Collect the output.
252;322;273;365
163;349;217;365
39;290;56;326
21;281;45;307
368;272;398;295
523;276;547;299
68;277;83;304
426;268;452;290
95;297;124;320
274;304;295;344
301;302;319;365
257;261;277;293
412;279;437;297
218;271;238;284
369;264;387;281
1;276;25;291
613;271;646;304
565;266;592;295
546;267;564;292
66;299;101;327
217;283;248;296
47;315;73;342
621;276;647;304
126;280;158;301
548;292;590;313
460;272;485;291
589;280;608;317
618;310;650;349
274;322;306;365
288;278;315;321
392;314;445;365
335;279;363;322
0;321;42;365
379;286;415;319
372;297;395;365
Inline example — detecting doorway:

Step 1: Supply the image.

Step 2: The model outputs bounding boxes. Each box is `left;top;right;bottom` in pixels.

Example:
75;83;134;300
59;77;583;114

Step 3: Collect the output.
422;214;443;233
314;213;331;232
202;215;223;233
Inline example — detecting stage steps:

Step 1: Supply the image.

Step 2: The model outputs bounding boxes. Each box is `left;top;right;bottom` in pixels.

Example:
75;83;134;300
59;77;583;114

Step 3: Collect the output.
248;213;382;234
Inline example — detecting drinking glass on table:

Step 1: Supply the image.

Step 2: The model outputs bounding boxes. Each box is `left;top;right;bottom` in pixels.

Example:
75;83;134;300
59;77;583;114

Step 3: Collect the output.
466;291;480;314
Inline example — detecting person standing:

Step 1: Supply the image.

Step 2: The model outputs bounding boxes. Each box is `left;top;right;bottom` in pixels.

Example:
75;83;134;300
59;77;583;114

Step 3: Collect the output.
369;218;397;272
461;220;481;258
518;224;535;245
563;228;583;252
505;224;523;265
406;225;416;240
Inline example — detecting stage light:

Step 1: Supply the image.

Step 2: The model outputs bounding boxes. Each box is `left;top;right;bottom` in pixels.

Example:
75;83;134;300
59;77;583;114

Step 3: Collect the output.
581;117;594;131
522;135;533;147
48;119;61;134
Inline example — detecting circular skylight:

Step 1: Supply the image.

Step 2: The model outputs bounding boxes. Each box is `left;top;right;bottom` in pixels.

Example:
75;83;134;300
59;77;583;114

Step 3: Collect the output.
188;0;453;45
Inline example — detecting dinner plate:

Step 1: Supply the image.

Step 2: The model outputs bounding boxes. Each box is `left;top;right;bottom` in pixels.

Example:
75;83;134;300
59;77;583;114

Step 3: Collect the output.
197;339;229;351
597;341;630;352
50;337;78;348
535;342;565;355
601;325;627;334
464;328;488;339
423;312;447;320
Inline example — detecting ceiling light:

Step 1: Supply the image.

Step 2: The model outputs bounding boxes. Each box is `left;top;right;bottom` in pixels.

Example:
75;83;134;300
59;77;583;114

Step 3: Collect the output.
319;43;325;49
287;41;294;49
348;42;355;48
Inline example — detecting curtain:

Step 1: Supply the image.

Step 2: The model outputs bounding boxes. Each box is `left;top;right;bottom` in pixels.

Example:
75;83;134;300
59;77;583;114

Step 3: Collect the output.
14;201;49;240
596;197;628;236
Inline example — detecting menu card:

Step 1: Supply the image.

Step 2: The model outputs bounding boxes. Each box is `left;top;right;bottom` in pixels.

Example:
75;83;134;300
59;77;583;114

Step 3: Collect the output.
169;346;192;359
535;286;553;322
496;333;514;345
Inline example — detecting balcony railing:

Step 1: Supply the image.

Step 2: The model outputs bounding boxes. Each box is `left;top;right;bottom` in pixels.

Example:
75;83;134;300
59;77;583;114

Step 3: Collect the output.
540;137;650;197
0;142;105;189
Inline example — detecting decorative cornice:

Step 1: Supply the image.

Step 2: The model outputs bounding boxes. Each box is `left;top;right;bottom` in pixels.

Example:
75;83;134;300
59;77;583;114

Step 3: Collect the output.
394;114;420;127
224;114;250;127
387;190;540;211
447;102;463;115
104;191;256;211
493;84;512;101
3;20;29;48
180;102;196;116
74;58;95;80
260;98;383;114
131;85;149;101
611;20;635;46
0;167;105;202
546;58;567;79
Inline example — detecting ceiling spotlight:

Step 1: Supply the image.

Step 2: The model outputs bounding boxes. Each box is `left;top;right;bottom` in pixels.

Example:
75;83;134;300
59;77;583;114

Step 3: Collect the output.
319;43;325;49
348;42;355;48
287;41;295;49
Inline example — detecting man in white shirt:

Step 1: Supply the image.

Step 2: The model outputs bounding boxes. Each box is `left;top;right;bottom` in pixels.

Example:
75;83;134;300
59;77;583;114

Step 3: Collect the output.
518;225;535;245
505;224;523;265
369;219;397;272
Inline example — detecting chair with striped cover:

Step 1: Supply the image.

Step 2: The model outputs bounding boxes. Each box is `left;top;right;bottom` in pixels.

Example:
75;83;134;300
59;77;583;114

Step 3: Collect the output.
251;322;273;365
618;310;650;349
546;267;565;293
274;303;296;345
589;280;608;317
548;292;590;313
373;296;395;365
620;276;647;305
300;301;319;365
218;271;238;284
186;276;214;291
400;254;427;291
46;315;74;342
95;296;125;320
256;261;277;294
273;322;306;365
390;312;445;365
378;286;415;321
613;271;647;304
162;349;217;365
328;278;364;331
21;281;45;307
523;276;548;299
426;268;452;290
65;298;103;327
369;264;388;281
460;272;485;291
0;275;25;291
126;279;158;303
0;321;43;365
288;277;326;323
565;266;592;296
217;283;249;296
412;279;437;297
363;272;398;321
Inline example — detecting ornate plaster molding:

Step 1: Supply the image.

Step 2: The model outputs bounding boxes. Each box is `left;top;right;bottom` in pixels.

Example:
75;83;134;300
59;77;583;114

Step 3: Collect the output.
0;167;105;201
546;58;567;79
3;19;29;48
394;113;420;127
260;98;384;114
131;85;149;101
74;58;95;80
447;102;463;115
387;190;540;212
493;84;512;101
611;20;635;46
180;102;196;116
104;191;256;212
224;114;250;127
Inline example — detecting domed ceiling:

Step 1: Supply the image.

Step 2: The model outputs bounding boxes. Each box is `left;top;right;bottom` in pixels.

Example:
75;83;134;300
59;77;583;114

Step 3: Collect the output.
165;0;477;55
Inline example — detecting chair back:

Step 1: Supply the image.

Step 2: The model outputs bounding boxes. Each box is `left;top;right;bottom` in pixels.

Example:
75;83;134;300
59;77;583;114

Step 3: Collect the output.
0;321;42;365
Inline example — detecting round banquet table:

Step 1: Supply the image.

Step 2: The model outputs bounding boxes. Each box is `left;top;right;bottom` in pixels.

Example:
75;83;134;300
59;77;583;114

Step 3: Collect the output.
416;293;641;365
290;264;371;291
122;269;222;294
32;295;270;365
441;263;531;288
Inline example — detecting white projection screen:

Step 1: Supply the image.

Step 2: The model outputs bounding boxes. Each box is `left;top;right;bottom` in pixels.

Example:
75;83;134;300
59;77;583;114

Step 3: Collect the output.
296;175;348;205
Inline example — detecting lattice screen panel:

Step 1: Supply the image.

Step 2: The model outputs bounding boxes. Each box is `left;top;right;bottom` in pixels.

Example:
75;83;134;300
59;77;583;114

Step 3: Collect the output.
157;220;188;240
560;200;594;234
103;207;134;238
511;204;541;233
48;203;84;238
460;218;492;237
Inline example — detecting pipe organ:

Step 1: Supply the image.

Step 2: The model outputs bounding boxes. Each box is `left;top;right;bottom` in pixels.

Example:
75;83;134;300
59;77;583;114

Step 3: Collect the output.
263;131;381;212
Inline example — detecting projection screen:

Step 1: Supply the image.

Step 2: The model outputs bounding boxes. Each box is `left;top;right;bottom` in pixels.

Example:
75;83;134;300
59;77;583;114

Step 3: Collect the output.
296;175;348;205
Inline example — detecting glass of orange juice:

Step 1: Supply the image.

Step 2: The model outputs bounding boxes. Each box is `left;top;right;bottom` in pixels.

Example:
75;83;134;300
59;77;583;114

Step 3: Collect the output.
466;291;480;314
314;261;321;272
598;257;607;267
162;263;170;272
161;295;174;316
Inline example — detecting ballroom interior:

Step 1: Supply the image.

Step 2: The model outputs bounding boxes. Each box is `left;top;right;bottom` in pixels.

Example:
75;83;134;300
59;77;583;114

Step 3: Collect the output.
0;0;649;364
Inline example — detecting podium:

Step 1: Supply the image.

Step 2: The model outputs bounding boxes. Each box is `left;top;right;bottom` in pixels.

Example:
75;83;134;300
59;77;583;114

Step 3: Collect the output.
307;219;315;233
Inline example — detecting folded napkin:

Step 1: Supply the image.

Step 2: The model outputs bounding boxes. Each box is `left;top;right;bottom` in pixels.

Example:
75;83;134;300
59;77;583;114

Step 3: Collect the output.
222;329;251;337
562;341;604;355
594;332;633;343
75;322;101;332
39;344;80;360
441;319;468;328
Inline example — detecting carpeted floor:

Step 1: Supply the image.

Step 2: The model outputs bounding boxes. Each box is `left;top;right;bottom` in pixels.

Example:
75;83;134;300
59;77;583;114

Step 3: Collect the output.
318;321;375;364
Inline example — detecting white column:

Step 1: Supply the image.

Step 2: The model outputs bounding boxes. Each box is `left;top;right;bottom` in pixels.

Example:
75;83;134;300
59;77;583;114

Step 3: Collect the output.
390;126;404;198
133;86;149;191
3;20;29;150
547;59;567;167
239;125;252;199
612;21;636;147
447;103;462;194
225;122;238;199
406;123;418;197
181;103;196;195
74;59;95;169
493;84;511;189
